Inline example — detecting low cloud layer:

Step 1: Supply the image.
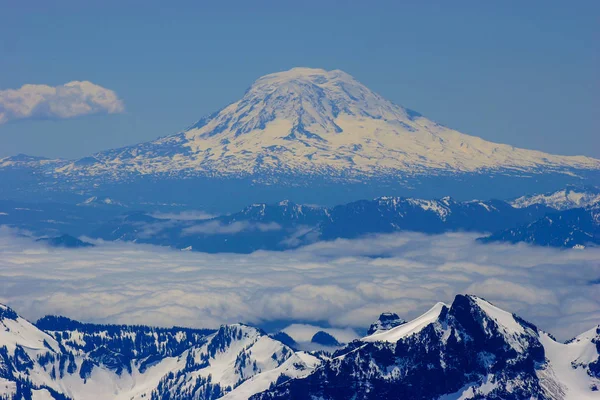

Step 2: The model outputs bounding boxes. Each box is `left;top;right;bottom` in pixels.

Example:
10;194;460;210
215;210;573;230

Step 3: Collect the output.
0;81;124;124
0;230;598;341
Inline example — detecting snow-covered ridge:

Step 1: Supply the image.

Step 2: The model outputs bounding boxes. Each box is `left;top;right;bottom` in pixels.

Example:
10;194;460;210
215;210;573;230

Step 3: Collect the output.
511;186;600;210
362;296;532;347
2;68;599;184
363;302;447;343
0;305;59;354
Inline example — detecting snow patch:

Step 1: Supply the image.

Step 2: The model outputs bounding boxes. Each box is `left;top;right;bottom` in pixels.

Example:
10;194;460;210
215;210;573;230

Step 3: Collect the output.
362;302;447;343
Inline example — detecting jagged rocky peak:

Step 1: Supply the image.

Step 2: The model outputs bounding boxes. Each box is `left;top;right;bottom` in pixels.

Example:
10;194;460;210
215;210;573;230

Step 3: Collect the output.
448;295;542;351
366;312;406;335
254;295;578;400
363;295;540;345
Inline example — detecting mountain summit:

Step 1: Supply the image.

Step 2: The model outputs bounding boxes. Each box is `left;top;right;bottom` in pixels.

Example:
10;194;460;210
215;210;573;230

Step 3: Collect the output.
1;68;599;208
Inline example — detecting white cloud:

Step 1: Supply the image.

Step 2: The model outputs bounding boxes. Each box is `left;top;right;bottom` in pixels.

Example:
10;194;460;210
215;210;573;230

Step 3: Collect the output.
0;229;598;341
182;221;281;235
150;210;217;221
0;81;124;124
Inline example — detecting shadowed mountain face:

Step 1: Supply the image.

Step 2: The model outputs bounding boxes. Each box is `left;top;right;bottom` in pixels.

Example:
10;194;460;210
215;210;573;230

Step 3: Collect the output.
1;295;598;399
253;295;600;400
1;68;599;209
481;206;600;248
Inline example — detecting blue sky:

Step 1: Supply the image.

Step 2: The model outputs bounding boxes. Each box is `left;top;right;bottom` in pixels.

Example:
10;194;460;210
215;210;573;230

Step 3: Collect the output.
0;0;598;159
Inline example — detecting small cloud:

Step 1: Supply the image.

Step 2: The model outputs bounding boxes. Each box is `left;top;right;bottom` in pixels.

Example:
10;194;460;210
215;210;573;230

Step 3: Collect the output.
0;81;125;125
150;211;217;221
182;221;281;235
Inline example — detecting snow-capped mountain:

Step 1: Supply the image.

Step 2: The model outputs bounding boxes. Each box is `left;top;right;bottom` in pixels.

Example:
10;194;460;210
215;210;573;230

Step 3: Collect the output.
76;197;127;208
2;296;598;399
1;68;599;209
13;68;600;178
253;295;600;400
145;324;321;400
511;186;600;210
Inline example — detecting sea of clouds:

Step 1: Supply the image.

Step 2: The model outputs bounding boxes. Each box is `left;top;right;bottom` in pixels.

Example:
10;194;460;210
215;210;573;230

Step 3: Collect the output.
0;228;598;341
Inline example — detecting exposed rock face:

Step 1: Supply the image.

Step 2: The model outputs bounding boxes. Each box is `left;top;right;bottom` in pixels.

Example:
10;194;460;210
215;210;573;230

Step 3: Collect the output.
366;312;406;335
